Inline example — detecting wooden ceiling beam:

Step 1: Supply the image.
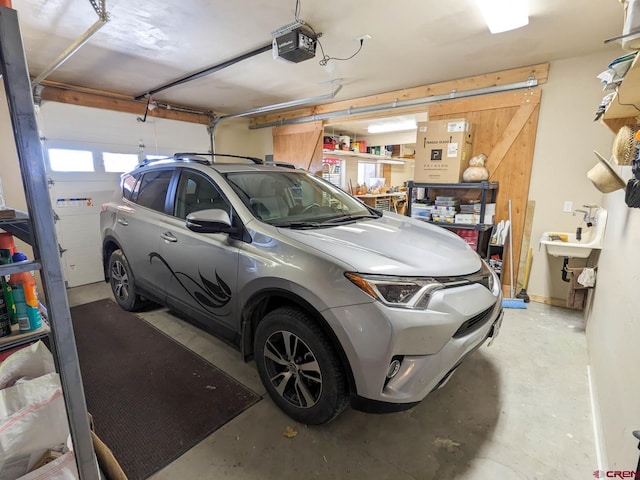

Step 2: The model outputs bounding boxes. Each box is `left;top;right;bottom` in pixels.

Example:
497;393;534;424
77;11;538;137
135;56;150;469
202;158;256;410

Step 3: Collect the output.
39;83;211;125
250;63;549;127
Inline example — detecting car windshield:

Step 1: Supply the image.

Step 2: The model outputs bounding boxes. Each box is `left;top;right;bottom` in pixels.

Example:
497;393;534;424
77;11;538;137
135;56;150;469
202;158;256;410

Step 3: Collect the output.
224;171;378;227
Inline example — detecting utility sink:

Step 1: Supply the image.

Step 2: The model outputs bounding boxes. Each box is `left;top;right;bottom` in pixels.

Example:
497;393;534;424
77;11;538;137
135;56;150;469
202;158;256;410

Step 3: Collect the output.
540;209;607;258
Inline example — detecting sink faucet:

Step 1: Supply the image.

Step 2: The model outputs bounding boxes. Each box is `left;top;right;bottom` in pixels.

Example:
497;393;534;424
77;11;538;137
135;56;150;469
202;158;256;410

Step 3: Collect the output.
572;204;599;227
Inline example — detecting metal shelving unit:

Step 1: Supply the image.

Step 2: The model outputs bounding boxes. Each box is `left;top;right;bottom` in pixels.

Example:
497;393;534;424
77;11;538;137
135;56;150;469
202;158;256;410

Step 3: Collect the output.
0;6;99;479
406;180;499;255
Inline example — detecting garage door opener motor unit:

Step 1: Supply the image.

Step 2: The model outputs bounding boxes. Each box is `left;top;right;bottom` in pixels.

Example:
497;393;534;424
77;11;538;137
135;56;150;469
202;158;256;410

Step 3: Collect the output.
273;24;317;63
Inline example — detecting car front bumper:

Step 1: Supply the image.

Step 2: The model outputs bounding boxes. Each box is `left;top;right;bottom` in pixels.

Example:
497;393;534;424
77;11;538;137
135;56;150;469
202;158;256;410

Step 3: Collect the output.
324;283;503;409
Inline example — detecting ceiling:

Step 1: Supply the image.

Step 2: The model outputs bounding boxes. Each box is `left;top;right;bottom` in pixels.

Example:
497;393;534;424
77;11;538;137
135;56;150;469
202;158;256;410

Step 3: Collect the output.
11;0;624;120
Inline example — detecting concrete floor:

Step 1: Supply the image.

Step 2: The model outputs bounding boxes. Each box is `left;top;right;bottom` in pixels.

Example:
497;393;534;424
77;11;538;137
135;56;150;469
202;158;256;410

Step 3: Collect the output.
68;283;596;479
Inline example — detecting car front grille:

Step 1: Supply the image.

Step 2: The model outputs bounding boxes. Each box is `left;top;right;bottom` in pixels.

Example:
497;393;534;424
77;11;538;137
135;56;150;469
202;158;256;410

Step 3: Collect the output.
452;305;495;338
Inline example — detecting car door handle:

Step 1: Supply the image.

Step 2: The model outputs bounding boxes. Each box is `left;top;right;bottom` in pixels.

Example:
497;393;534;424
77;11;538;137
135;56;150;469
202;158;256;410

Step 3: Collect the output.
160;232;178;243
117;217;128;226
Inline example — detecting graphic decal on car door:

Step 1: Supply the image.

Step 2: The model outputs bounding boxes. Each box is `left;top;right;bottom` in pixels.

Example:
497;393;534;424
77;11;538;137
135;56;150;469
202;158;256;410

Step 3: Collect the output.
148;252;231;315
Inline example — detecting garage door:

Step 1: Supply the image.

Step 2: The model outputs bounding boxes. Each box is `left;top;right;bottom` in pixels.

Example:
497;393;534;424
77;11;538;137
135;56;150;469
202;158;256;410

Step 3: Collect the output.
49;178;118;287
46;149;142;288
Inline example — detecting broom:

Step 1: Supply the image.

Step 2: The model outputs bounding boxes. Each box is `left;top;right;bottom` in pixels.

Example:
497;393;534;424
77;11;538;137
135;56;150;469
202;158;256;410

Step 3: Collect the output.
502;199;527;309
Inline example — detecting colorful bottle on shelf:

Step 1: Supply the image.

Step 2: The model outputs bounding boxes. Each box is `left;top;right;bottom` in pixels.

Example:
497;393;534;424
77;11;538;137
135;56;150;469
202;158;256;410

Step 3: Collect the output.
0;285;10;338
0;233;16;325
9;252;41;333
2;278;15;325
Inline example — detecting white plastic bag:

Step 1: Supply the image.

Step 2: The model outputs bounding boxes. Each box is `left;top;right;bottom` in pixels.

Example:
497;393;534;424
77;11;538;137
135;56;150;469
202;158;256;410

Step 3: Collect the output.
578;267;596;288
0;341;55;389
0;373;61;420
16;452;78;480
0;379;70;480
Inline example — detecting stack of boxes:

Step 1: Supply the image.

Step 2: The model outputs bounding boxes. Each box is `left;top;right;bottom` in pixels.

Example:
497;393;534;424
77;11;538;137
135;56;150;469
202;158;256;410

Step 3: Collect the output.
431;196;459;223
454;203;496;225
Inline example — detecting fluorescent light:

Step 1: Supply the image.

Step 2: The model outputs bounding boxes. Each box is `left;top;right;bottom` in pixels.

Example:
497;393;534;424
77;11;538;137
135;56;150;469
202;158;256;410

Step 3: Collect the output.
475;0;528;34
367;120;417;134
377;159;405;165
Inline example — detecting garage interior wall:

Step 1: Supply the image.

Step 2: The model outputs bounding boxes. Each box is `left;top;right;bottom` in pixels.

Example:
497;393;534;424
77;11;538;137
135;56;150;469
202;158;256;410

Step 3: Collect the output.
0;84;31;260
526;49;638;470
527;50;616;304
588;175;639;470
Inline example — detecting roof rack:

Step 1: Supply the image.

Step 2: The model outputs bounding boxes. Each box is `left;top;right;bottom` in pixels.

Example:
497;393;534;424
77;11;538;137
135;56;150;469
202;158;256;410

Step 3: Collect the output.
173;152;264;164
134;152;266;170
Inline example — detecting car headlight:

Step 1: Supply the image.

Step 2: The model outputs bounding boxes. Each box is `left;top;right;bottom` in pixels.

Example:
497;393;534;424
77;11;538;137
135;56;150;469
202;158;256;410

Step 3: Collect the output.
345;272;444;309
481;260;496;292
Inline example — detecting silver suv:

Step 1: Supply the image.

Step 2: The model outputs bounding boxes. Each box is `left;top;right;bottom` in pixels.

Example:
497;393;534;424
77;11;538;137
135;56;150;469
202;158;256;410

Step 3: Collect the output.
100;153;503;425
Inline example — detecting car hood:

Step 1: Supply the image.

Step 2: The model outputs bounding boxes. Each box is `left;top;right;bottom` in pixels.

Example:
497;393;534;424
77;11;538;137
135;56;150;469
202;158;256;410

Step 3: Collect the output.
278;214;482;277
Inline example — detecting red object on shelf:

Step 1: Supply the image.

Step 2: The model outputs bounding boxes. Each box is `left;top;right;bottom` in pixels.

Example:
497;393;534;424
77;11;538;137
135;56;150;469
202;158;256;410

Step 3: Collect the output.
456;229;479;249
359;140;367;153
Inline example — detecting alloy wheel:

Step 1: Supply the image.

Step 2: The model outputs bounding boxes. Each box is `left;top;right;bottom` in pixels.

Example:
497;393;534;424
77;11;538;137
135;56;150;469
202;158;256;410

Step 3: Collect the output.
111;260;130;303
263;330;322;408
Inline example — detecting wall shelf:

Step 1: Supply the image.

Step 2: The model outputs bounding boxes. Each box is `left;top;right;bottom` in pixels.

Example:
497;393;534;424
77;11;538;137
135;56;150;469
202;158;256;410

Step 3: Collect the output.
602;53;640;132
406;181;498;255
0;322;51;351
322;149;404;163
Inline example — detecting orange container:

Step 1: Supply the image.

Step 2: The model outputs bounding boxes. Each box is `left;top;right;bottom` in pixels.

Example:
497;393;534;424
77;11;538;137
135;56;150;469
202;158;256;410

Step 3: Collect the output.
0;233;15;254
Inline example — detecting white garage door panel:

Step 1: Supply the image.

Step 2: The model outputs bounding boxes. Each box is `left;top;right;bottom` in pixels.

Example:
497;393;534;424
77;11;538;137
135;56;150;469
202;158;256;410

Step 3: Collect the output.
49;179;119;287
55;215;102;285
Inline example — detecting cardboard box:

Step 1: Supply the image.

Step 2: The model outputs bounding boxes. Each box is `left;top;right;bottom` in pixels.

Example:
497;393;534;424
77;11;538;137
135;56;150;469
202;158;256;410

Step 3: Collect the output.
414;119;474;183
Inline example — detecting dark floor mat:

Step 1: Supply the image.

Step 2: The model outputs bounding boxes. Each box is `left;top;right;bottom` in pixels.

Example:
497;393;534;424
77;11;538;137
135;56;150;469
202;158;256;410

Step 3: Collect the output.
70;299;260;480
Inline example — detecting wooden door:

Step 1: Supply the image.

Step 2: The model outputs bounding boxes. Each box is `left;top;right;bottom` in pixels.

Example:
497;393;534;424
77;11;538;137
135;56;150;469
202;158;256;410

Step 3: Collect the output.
430;89;541;294
272;121;324;173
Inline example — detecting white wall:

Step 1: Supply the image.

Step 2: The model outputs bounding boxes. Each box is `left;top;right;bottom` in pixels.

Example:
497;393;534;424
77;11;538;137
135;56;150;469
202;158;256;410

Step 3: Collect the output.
527;48;640;471
527;50;617;302
587;167;639;470
214;118;273;160
0;85;33;262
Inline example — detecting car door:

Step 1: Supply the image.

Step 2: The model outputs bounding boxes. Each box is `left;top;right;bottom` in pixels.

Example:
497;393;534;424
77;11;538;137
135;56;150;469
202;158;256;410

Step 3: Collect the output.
115;168;174;301
158;168;240;335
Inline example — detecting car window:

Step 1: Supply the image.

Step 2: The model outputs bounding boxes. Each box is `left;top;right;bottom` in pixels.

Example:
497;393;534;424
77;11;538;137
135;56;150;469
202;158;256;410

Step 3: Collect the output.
174;170;230;219
133;170;173;212
224;171;371;224
122;173;139;201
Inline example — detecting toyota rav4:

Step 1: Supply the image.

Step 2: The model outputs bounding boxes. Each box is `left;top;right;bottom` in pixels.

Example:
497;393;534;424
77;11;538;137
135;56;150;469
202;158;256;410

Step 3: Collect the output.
100;153;503;425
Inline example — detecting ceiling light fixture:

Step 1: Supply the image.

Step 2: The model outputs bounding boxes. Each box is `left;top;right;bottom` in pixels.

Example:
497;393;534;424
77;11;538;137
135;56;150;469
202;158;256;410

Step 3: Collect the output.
475;0;529;34
367;120;417;134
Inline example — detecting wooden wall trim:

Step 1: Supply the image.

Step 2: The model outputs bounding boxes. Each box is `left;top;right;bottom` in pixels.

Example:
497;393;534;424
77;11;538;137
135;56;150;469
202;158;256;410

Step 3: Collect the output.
428;89;540;117
40;85;211;125
251;63;548;126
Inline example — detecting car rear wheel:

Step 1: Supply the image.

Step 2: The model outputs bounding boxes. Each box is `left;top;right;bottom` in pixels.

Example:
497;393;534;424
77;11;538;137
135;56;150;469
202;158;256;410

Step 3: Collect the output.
108;249;145;311
254;306;348;425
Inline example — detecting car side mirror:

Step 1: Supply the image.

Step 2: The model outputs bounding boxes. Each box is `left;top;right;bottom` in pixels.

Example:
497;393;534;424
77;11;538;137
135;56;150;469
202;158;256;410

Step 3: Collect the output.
186;209;235;234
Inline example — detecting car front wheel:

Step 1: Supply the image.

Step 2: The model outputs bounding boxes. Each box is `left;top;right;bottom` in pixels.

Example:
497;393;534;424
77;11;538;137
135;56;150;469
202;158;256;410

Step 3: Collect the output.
254;307;348;425
108;249;145;311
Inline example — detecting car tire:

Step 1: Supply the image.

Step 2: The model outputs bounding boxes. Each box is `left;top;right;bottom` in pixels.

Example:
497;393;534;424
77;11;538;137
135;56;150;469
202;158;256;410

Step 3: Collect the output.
108;249;145;311
254;307;348;425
